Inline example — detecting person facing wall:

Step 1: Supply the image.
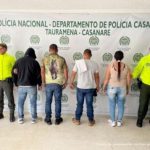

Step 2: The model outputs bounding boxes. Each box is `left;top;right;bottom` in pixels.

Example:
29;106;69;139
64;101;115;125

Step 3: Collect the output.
12;48;42;124
103;50;131;127
41;44;68;125
70;49;100;126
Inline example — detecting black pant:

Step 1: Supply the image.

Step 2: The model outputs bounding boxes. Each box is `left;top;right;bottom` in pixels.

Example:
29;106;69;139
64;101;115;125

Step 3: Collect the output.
138;83;150;121
0;80;15;114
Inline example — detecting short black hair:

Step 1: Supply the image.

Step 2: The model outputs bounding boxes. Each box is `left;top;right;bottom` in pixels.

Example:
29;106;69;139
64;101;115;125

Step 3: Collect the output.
84;49;92;57
49;44;58;52
114;51;124;61
0;43;7;49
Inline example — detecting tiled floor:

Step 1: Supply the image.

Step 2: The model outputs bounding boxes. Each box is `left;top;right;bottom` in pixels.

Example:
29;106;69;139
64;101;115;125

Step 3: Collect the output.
0;113;149;150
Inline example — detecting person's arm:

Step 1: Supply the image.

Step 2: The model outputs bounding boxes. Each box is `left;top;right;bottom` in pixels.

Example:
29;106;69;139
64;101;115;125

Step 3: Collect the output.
11;61;18;86
132;58;144;79
11;56;16;68
94;72;100;92
63;66;68;89
41;66;45;85
93;63;100;92
41;59;46;86
36;61;42;89
103;65;111;92
70;71;77;89
126;68;132;95
62;60;68;89
70;63;78;89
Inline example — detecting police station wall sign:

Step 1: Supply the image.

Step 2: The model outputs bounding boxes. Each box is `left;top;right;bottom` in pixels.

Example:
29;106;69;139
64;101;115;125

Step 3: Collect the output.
0;12;150;116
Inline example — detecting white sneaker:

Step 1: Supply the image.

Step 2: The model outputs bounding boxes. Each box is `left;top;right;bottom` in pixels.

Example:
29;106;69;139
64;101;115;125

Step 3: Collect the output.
31;119;36;124
18;118;24;124
108;119;116;127
117;121;122;127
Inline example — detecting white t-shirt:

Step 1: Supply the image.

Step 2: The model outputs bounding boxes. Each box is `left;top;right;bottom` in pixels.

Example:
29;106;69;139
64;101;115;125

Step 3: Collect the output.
73;59;99;89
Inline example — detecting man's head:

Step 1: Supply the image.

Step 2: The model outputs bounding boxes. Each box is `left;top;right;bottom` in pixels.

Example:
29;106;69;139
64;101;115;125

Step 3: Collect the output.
0;43;7;55
49;44;58;54
83;49;92;59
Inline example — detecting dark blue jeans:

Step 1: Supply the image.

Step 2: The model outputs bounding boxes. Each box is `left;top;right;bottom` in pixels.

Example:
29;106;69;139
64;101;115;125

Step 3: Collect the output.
75;88;95;121
45;84;62;119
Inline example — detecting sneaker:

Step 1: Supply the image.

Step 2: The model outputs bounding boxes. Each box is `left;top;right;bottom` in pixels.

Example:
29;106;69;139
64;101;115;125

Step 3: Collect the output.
72;118;80;125
117;121;122;127
18;118;24;124
108;119;116;127
31;119;36;124
88;120;95;126
55;117;63;125
44;118;52;125
0;113;4;119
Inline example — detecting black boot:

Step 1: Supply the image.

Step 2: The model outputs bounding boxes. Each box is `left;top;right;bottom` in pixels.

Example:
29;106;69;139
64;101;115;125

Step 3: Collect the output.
44;118;52;125
10;112;15;122
55;117;63;125
136;119;143;128
0;113;4;119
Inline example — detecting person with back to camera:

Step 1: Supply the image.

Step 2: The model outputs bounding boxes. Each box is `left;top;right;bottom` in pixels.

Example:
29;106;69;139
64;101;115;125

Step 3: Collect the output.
12;48;42;124
41;44;68;125
103;51;131;127
70;49;100;126
132;50;150;127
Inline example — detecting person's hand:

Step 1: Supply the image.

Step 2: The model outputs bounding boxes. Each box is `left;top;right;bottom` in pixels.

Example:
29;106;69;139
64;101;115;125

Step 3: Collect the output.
14;82;18;87
38;85;42;91
42;82;46;87
102;88;106;95
126;86;130;95
70;82;75;89
96;86;100;92
62;82;67;89
13;85;18;91
126;89;129;95
13;68;18;74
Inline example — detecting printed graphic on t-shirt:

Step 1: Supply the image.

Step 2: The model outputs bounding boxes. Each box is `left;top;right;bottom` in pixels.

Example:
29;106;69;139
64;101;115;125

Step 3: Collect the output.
43;54;67;84
49;59;58;80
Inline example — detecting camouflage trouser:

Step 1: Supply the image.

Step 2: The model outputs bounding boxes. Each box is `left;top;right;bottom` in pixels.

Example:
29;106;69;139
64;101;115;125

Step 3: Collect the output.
138;83;150;121
0;80;15;114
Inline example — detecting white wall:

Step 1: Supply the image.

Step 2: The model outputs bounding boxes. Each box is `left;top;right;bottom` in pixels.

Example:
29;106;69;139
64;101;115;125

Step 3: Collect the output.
0;0;150;12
